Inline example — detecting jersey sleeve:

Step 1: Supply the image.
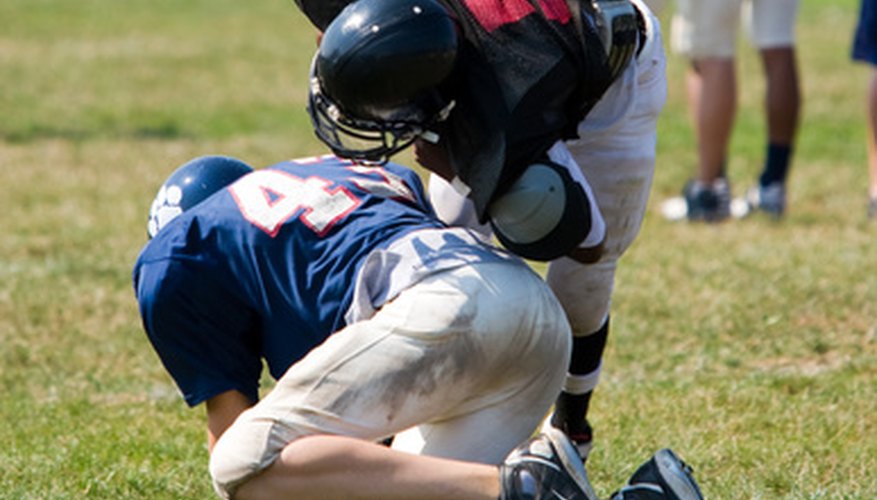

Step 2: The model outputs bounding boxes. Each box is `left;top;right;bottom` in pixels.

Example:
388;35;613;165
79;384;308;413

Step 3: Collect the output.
134;256;263;407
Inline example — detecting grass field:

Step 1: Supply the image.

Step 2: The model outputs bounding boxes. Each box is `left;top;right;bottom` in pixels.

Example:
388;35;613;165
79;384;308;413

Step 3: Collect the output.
1;0;875;498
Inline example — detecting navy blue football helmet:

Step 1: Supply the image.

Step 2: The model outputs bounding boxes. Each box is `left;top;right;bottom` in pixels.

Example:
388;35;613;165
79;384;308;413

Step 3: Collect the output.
147;155;253;238
308;0;458;164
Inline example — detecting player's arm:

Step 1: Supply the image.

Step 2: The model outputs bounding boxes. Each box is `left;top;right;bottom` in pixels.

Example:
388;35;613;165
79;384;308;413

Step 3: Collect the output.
567;238;604;264
206;390;255;452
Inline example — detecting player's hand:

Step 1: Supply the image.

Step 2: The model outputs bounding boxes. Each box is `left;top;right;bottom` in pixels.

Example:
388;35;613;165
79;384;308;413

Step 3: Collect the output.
567;239;604;264
414;138;454;181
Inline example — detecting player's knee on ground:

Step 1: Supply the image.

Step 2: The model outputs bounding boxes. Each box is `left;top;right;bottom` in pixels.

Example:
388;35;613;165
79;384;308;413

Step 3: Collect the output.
209;417;291;499
209;442;260;499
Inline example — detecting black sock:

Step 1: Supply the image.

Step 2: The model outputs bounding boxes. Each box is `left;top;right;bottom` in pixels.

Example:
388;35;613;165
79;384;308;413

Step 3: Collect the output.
551;392;593;438
760;143;792;186
551;318;610;437
568;318;609;375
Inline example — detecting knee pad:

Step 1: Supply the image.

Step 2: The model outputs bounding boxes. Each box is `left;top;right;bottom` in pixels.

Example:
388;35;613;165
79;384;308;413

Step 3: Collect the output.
488;161;595;261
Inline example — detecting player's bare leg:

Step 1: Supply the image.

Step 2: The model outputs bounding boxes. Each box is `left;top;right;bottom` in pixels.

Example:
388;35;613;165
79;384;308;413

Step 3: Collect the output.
235;435;499;500
234;429;599;500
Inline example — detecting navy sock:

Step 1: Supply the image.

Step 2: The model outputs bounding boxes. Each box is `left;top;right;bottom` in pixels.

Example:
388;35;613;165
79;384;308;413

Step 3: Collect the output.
759;143;793;186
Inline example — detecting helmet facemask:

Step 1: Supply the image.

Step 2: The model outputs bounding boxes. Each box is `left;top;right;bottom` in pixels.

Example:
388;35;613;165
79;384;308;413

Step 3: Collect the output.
308;61;454;164
304;0;459;164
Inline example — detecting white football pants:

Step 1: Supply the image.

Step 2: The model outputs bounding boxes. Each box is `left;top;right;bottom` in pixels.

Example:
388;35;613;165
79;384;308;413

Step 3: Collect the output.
209;261;571;498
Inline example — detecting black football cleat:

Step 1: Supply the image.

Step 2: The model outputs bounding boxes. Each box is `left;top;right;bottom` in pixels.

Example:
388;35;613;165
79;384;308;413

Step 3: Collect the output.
500;427;599;500
610;448;704;500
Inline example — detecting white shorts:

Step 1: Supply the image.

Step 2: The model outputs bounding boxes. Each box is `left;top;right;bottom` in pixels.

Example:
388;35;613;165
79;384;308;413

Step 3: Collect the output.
209;261;571;498
671;0;799;58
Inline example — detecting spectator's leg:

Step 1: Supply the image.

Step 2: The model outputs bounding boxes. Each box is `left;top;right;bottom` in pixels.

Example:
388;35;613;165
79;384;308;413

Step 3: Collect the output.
759;46;800;186
690;58;736;184
867;67;877;206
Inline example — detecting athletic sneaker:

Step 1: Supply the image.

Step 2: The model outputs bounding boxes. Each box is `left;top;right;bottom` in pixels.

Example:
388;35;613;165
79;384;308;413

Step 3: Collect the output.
610;449;705;500
500;427;600;500
684;179;731;222
746;182;786;218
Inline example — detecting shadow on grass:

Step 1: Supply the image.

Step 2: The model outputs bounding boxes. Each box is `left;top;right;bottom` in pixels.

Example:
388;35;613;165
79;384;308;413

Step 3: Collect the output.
2;121;191;143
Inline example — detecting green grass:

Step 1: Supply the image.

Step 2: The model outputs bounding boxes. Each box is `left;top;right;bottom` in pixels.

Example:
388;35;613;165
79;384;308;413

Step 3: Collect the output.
1;0;875;497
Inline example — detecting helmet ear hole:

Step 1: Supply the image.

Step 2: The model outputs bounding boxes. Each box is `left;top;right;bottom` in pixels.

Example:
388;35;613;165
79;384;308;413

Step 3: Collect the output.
489;162;593;261
308;0;458;163
147;155;253;239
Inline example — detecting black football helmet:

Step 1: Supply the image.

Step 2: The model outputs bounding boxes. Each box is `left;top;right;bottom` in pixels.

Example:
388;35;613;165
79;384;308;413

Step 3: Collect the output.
147;155;253;239
308;0;458;164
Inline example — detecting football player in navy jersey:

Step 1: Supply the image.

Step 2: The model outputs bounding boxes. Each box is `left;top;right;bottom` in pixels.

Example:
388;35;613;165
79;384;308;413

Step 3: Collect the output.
134;154;602;499
135;154;704;499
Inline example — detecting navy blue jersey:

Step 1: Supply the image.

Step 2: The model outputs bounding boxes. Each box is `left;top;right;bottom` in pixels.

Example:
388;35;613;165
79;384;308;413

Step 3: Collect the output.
134;156;447;406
